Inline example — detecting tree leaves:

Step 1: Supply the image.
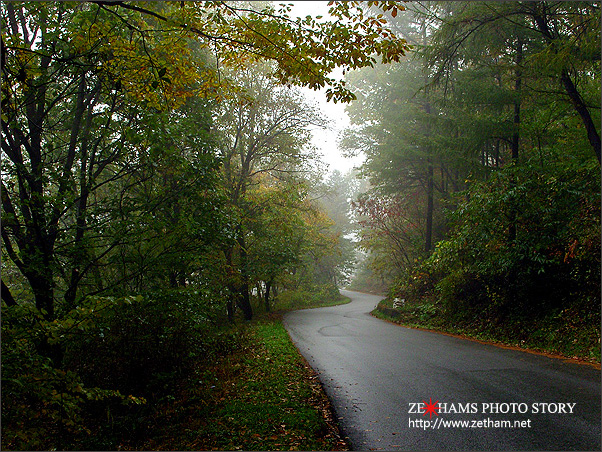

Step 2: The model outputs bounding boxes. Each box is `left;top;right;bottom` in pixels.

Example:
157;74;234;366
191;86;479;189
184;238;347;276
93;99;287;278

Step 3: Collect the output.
96;1;410;103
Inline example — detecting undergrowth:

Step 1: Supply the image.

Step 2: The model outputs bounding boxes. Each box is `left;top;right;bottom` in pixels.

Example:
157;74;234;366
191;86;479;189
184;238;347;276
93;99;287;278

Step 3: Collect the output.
274;285;351;311
134;316;349;451
373;298;601;364
2;288;350;451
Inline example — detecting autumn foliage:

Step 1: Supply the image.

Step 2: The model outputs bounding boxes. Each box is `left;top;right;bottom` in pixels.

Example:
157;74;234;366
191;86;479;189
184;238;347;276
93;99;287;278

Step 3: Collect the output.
1;1;409;449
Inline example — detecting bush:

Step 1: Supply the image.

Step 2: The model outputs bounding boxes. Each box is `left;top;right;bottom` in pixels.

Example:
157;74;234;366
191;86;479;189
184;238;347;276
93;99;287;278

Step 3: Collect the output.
426;160;600;323
63;289;227;396
1;299;143;450
382;159;600;360
1;289;239;450
275;284;344;311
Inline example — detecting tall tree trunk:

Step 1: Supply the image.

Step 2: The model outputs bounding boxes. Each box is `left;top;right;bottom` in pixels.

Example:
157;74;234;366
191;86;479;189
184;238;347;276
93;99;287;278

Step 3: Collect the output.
531;7;601;164
236;234;253;320
1;280;17;307
264;279;272;313
169;271;178;288
64;187;89;307
224;247;236;322
509;36;523;244
238;286;252;320
425;159;434;252
30;270;63;367
511;37;523;164
560;70;601;164
422;20;434;253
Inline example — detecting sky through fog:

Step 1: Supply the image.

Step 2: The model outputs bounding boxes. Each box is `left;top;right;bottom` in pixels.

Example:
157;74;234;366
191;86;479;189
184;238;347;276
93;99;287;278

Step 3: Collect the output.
288;1;364;175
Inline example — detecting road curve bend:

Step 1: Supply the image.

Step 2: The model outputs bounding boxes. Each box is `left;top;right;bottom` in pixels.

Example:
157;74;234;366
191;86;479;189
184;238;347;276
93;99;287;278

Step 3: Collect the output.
283;290;601;451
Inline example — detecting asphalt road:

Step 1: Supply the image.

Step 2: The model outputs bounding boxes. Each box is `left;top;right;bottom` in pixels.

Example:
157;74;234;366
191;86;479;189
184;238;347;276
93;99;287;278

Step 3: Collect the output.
283;290;601;451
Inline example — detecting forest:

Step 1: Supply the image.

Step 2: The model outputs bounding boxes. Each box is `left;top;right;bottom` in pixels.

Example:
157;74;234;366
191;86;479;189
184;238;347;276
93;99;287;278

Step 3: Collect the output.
1;1;600;450
345;1;600;364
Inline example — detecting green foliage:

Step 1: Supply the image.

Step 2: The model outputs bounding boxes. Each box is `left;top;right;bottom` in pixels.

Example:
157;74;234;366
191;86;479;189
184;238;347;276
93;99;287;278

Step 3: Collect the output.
212;1;409;103
429;159;600;319
63;290;227;395
275;285;349;311
346;1;600;361
104;316;347;450
375;293;600;362
102;97;226;293
1;288;240;450
1;1;410;448
383;157;601;361
1;297;144;450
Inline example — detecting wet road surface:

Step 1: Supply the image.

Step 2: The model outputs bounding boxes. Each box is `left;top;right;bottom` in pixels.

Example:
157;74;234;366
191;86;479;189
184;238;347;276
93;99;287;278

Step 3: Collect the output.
283;290;601;450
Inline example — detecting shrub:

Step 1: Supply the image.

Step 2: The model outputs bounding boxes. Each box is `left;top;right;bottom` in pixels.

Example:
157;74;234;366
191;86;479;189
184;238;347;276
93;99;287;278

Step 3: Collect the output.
63;289;229;397
2;289;238;450
275;283;344;311
1;299;143;450
383;159;600;361
426;160;600;324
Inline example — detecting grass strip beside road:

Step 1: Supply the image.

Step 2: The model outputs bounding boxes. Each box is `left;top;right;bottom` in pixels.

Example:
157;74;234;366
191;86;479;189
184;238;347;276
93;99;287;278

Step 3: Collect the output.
138;308;350;450
372;300;601;366
195;317;348;451
275;290;351;311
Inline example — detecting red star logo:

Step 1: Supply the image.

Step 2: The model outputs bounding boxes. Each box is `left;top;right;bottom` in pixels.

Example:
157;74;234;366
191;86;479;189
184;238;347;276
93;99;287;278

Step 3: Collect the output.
422;398;440;418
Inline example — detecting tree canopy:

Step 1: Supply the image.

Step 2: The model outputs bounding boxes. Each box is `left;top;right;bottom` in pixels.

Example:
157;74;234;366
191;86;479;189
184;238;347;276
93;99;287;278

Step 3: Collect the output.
1;2;409;448
2;1;599;449
343;0;600;362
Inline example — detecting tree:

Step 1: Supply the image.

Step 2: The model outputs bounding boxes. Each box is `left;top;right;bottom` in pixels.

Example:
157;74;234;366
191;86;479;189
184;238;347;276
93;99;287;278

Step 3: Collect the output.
91;1;410;103
426;159;600;325
2;0;412;336
244;175;306;312
214;62;325;320
422;1;600;250
423;1;601;163
341;54;460;272
288;200;344;291
315;169;365;286
525;1;601;163
344;1;599;317
100;96;225;293
1;2;207;363
352;192;425;281
319;169;363;236
0;1;416;446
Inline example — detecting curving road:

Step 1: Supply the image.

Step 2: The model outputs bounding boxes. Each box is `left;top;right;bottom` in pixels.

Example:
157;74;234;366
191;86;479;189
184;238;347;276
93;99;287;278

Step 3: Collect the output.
283;290;601;451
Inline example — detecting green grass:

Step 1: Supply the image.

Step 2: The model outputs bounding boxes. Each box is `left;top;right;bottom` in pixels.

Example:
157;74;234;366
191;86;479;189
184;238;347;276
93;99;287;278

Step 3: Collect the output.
134;315;349;451
202;319;346;450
